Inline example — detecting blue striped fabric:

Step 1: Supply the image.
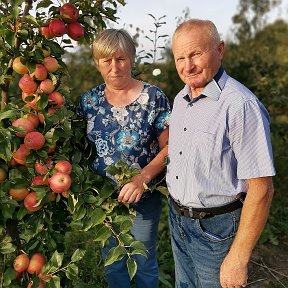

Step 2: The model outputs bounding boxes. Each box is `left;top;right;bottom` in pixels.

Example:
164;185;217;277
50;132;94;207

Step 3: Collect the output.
166;69;275;208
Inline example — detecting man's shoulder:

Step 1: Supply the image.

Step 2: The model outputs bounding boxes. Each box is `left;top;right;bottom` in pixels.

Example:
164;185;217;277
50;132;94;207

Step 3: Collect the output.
223;75;258;103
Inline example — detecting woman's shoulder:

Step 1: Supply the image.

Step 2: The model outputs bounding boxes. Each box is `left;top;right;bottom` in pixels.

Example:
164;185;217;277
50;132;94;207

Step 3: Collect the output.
142;82;167;98
80;83;105;110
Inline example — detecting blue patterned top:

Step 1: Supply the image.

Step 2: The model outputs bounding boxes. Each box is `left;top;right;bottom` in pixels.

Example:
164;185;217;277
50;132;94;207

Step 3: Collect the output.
78;82;171;179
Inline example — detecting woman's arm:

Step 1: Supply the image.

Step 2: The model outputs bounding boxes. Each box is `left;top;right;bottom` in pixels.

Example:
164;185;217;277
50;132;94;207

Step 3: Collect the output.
117;128;169;203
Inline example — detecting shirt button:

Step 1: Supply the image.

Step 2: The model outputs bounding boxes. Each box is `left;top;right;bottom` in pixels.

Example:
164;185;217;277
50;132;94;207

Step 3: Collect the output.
184;127;187;131
176;176;179;179
179;151;182;155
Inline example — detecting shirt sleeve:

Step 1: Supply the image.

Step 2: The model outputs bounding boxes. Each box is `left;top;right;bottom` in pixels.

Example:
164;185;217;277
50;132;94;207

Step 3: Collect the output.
229;99;275;179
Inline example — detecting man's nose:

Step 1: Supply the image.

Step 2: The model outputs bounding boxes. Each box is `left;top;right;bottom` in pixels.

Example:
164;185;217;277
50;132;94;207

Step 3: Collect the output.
184;58;195;71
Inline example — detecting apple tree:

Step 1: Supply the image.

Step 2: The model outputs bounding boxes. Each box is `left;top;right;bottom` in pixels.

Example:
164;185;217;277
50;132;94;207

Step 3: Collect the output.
0;1;148;287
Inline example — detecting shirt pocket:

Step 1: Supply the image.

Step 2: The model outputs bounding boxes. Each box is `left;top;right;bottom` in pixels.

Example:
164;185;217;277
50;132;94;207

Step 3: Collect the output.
189;129;217;176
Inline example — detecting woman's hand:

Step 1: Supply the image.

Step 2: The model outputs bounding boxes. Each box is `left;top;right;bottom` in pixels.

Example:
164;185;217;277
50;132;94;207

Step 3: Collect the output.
117;174;148;203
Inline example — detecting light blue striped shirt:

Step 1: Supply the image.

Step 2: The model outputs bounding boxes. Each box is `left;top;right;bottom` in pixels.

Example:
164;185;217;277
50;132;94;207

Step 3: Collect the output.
166;68;275;208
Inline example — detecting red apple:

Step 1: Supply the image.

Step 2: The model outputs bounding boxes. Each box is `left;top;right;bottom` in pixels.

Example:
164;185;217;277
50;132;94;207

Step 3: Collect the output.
25;113;40;128
24;131;46;150
13;57;29;74
32;175;49;186
47;144;56;154
48;91;65;107
34;160;51;175
49;19;66;37
24;191;42;213
9;187;29;201
27;252;46;275
19;74;38;94
54;160;72;174
13;144;30;165
0;167;7;182
39;25;53;39
60;3;79;23
67;22;84;41
13;254;30;273
12;117;34;137
43;56;59;73
39;79;55;94
31;64;48;81
49;172;71;193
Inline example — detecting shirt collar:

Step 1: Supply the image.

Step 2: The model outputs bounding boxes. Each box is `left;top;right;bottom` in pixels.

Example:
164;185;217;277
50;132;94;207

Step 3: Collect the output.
182;66;227;102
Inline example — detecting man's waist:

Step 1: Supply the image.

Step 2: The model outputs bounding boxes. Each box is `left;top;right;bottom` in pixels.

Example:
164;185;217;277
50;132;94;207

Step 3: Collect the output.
170;193;246;219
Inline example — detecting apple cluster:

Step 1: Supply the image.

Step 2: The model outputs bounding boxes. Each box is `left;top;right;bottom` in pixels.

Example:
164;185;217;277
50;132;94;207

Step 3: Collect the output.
40;3;84;41
14;55;64;114
8;159;73;213
13;252;48;287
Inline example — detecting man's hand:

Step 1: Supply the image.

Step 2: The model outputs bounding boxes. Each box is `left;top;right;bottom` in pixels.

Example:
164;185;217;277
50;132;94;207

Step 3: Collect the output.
220;251;248;288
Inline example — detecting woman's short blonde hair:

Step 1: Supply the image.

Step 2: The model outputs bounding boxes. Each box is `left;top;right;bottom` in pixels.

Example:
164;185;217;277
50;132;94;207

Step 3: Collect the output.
92;29;136;68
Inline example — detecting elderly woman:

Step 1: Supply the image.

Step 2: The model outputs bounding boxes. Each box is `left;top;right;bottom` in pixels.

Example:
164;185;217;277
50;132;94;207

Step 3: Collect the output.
78;29;170;287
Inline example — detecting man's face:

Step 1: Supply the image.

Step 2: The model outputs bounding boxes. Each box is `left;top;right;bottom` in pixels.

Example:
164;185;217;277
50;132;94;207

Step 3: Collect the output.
172;28;224;95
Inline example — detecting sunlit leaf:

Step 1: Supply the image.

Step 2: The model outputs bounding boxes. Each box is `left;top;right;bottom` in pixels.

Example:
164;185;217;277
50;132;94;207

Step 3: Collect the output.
127;257;137;280
71;249;85;262
65;263;78;280
105;245;127;266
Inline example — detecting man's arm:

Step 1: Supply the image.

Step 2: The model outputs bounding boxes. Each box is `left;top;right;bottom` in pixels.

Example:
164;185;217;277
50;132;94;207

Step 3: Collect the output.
220;176;274;288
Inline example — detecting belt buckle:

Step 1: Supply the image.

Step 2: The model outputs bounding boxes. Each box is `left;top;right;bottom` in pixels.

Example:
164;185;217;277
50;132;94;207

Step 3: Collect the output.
188;207;193;218
198;211;207;219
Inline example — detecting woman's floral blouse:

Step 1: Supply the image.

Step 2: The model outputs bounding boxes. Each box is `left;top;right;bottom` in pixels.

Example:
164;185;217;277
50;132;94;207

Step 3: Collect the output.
78;82;171;180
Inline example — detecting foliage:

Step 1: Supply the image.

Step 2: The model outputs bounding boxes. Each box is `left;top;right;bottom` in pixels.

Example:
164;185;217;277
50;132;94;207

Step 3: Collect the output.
231;0;281;42
0;0;154;287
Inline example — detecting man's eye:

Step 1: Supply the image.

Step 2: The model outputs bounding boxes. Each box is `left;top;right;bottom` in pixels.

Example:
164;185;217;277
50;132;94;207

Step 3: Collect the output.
192;52;202;58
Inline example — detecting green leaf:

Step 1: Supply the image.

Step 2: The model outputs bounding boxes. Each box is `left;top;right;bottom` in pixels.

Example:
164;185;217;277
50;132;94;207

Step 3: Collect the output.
0;110;18;121
48;274;61;288
3;267;15;286
119;219;133;234
23;15;39;26
36;0;54;9
130;249;147;257
156;186;169;197
49;251;63;269
127;257;137;280
93;224;111;242
105;245;127;266
119;233;134;246
72;206;86;221
91;207;106;226
99;180;115;198
65;263;78;280
130;240;147;251
83;194;98;204
0;241;16;254
71;249;85;262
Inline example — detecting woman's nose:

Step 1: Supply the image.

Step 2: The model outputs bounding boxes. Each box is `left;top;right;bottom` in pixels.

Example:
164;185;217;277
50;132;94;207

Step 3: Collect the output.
111;59;119;71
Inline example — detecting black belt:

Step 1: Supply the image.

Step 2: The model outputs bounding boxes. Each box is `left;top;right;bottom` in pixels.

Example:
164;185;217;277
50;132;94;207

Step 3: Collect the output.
170;194;246;219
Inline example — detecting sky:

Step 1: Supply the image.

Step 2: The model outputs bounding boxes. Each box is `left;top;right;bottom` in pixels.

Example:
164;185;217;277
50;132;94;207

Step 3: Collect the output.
109;0;288;60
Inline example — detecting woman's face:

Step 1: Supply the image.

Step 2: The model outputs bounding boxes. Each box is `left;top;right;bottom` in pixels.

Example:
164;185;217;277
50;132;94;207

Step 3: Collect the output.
97;51;132;89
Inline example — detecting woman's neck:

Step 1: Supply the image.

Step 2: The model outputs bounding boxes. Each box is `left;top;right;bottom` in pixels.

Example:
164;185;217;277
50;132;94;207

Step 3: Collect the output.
105;79;143;107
